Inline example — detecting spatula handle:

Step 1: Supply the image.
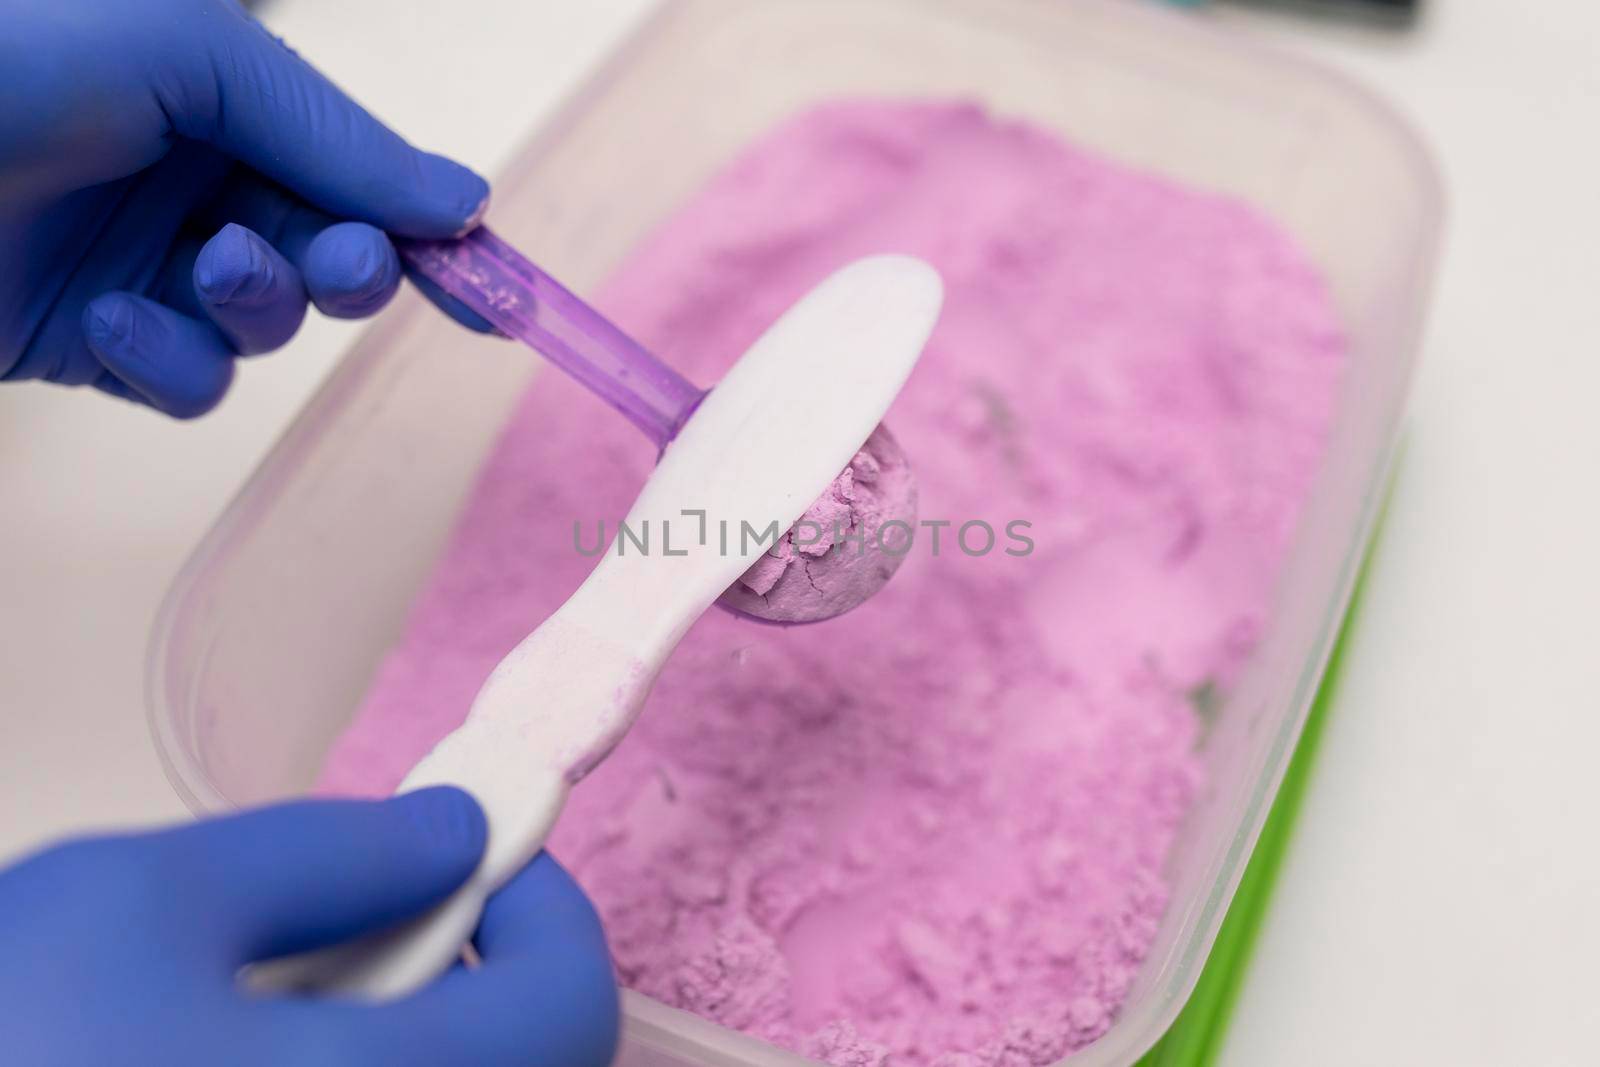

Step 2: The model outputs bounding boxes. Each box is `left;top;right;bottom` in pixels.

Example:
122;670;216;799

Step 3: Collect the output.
250;614;650;1000
249;755;569;1000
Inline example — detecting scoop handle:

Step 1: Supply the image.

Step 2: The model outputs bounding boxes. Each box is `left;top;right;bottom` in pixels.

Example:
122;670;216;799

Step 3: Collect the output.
399;228;705;446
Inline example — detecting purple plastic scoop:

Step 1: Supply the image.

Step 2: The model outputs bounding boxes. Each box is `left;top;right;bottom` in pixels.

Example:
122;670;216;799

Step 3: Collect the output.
400;228;704;446
399;227;920;624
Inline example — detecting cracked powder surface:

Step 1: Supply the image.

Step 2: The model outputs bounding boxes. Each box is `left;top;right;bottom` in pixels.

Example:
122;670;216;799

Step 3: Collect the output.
317;100;1345;1065
720;423;918;623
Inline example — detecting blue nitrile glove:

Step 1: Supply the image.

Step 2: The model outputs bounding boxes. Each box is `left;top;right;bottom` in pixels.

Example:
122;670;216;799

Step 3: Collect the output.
0;0;491;418
0;788;620;1067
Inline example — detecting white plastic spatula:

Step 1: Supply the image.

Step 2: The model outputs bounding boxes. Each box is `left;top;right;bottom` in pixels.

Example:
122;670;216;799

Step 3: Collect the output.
255;255;943;999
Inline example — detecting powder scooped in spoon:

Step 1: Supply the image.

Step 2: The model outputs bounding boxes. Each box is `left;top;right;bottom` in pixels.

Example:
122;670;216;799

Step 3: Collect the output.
318;100;1344;1065
720;424;918;624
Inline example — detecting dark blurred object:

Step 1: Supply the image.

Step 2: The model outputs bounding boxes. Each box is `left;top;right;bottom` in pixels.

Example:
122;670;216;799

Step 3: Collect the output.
1227;0;1421;26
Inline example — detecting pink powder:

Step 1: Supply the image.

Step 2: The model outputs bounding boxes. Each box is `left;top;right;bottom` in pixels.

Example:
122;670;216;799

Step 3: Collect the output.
720;424;919;623
318;101;1344;1065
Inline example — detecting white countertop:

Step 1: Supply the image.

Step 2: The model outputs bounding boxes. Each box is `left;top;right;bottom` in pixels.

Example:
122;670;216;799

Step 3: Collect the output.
2;1;1595;1064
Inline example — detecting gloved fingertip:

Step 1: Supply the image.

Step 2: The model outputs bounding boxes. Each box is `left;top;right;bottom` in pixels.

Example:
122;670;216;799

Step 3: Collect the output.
468;854;620;1067
304;222;402;318
83;294;236;420
91;372;140;404
387;787;488;873
476;852;612;962
402;153;491;239
156;366;238;422
82;294;137;355
454;185;491;239
195;223;275;307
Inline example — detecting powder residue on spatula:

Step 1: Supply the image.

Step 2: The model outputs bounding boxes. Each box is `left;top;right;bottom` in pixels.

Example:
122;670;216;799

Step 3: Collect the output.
318;101;1344;1065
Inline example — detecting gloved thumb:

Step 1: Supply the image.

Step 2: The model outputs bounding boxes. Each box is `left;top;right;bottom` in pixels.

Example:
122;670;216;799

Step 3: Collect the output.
171;787;488;966
168;6;488;238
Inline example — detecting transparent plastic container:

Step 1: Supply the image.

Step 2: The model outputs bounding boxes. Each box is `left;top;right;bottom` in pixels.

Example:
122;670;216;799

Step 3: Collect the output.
147;1;1441;1063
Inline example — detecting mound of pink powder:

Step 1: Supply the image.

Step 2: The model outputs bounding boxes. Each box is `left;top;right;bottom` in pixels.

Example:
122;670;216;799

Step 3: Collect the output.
318;100;1344;1065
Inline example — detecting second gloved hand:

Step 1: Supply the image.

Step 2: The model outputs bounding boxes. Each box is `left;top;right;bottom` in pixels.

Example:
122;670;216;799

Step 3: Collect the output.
0;788;620;1067
0;0;493;418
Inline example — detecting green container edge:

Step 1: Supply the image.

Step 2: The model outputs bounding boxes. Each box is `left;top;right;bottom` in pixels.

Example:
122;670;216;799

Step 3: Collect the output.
1133;484;1392;1066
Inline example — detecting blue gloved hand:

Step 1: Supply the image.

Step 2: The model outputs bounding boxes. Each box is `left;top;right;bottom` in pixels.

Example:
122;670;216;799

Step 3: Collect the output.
0;0;491;417
0;788;620;1066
